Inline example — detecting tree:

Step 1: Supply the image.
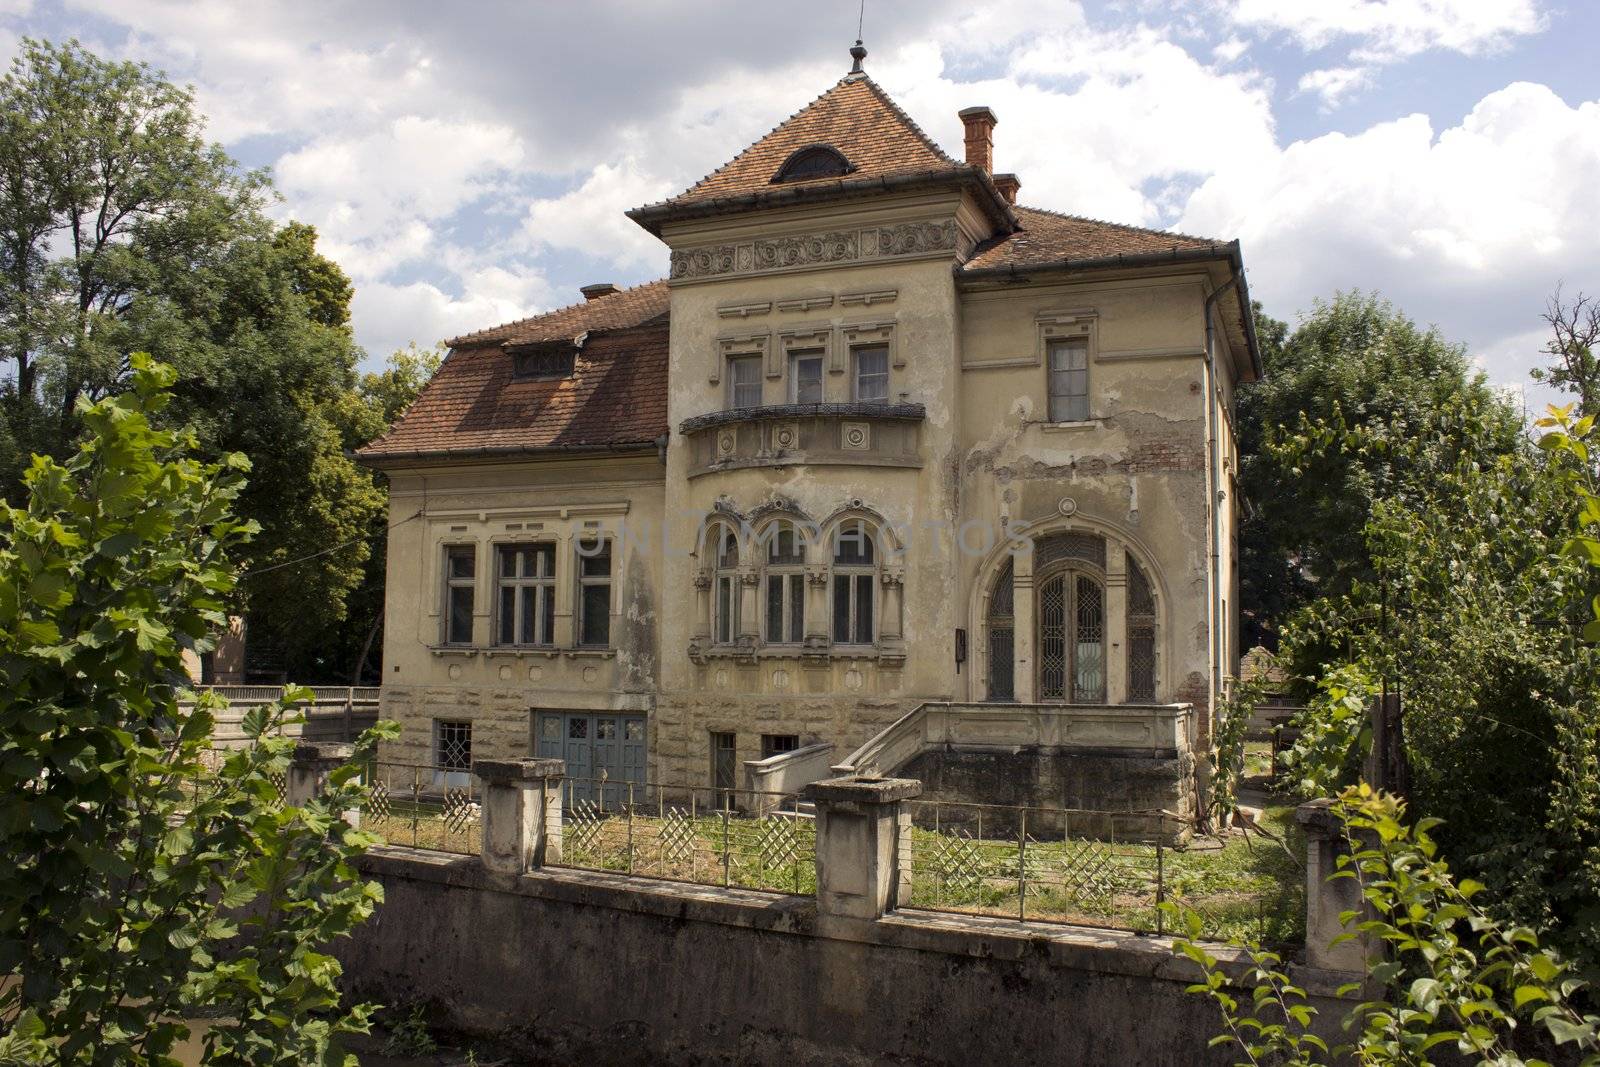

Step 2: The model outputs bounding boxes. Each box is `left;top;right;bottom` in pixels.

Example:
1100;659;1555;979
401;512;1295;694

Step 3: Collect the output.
0;355;395;1063
1532;287;1600;418
0;40;387;680
1236;292;1524;650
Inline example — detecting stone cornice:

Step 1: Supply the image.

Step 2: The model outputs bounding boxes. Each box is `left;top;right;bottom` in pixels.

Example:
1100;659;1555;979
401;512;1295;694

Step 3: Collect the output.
669;220;960;283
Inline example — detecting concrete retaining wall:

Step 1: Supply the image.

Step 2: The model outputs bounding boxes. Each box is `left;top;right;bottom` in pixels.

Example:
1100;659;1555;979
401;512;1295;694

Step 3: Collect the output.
340;847;1350;1066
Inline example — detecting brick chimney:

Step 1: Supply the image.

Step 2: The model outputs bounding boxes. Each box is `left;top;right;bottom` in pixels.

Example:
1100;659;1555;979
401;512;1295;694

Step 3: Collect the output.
958;106;998;175
993;172;1021;205
580;283;618;301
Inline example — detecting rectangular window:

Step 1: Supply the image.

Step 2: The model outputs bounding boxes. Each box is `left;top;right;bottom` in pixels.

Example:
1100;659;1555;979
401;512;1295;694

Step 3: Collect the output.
852;345;889;403
512;347;575;380
727;355;762;409
443;545;475;645
761;734;800;759
1047;338;1090;422
496;543;556;646
576;538;612;647
710;731;737;807
790;350;824;404
435;719;472;772
831;573;875;644
765;572;805;644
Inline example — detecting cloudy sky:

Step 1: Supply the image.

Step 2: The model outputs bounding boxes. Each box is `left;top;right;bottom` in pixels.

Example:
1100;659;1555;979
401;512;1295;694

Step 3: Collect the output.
2;1;1595;401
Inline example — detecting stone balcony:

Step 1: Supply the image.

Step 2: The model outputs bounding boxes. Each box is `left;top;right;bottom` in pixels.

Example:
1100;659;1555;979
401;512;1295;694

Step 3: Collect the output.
679;401;924;477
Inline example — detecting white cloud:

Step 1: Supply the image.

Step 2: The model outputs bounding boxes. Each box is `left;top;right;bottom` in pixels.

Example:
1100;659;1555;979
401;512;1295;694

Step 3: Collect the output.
1296;66;1374;110
1228;0;1545;62
1213;35;1250;63
1181;82;1600;386
353;268;556;361
521;162;671;271
275;116;525;278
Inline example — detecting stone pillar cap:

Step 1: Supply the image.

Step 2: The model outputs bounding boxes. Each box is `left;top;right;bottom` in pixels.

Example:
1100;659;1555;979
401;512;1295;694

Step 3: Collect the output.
292;741;355;763
1295;797;1344;835
804;776;922;805
474;757;566;783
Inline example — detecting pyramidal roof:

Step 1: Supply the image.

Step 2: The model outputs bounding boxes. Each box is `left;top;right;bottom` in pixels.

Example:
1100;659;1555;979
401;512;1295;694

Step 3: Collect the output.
670;73;959;204
628;69;1014;233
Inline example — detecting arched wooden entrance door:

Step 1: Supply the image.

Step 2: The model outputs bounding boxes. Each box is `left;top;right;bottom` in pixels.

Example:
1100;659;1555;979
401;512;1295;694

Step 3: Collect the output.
1036;568;1106;702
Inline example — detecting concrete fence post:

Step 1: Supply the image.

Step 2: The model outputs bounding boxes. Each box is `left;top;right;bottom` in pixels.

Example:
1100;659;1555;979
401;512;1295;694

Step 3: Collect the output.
804;776;922;936
474;758;566;875
1296;798;1379;975
287;742;357;825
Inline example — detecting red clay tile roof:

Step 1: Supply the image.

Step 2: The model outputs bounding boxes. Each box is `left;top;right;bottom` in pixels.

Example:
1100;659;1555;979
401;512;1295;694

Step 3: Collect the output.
660;74;959;208
357;322;669;461
445;279;669;348
961;206;1225;273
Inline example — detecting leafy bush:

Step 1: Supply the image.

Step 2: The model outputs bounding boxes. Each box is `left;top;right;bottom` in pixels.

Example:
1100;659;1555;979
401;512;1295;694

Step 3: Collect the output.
0;355;395;1064
1173;787;1600;1065
1281;665;1377;799
1210;672;1269;826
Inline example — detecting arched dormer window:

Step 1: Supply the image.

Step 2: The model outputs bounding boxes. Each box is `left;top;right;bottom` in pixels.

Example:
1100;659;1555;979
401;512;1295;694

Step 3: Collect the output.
761;520;807;645
831;519;877;645
771;144;854;184
711;524;741;645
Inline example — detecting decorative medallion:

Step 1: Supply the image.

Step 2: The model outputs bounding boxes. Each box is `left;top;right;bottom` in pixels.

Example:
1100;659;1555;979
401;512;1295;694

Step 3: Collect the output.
840;422;871;451
528;665;544;682
447;663;462;681
844;667;864;691
771;422;799;450
1058;496;1079;517
498;665;512;682
772;668;790;691
716;431;737;459
582;666;598;684
714;668;730;689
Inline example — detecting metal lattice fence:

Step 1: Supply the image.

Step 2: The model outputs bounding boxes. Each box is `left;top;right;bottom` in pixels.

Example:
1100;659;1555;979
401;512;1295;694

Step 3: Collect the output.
358;762;480;856
554;778;817;896
905;801;1304;946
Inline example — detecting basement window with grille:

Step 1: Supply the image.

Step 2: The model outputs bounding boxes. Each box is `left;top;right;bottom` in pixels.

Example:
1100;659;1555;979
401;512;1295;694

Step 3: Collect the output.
511;345;576;381
434;719;472;787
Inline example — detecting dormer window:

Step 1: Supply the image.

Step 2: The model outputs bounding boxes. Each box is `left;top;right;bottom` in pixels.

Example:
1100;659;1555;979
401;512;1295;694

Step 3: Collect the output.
771;144;854;184
511;345;576;381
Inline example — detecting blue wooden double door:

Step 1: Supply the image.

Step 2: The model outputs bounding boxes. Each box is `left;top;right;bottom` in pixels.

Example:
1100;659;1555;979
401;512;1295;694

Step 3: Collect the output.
534;711;647;807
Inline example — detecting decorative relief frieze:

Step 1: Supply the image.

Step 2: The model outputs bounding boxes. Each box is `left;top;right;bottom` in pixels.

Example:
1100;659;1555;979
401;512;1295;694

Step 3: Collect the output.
670;219;960;281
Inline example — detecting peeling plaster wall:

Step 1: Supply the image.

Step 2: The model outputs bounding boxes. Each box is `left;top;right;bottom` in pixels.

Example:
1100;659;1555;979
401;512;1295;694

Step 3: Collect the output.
376;454;665;765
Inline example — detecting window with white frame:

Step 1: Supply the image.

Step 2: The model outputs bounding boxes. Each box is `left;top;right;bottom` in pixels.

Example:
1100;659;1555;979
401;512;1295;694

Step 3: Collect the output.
495;543;556;646
762;521;806;644
712;524;740;644
1047;337;1090;422
789;349;824;405
727;355;762;409
831;519;877;644
442;545;476;645
852;345;889;403
576;537;612;647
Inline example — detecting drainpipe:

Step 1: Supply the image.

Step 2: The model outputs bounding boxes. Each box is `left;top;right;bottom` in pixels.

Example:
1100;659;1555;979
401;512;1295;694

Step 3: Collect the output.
1200;274;1240;810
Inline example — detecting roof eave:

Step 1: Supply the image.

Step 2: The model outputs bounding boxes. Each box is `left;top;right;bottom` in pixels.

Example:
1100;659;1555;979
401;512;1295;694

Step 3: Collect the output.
627;166;1017;237
957;240;1263;381
354;440;663;470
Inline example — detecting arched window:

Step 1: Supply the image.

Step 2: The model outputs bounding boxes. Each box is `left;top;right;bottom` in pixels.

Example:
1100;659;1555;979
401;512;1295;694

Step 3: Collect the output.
771;144;853;183
1127;556;1157;700
986;557;1015;702
831;519;877;645
711;524;740;645
1037;566;1105;703
762;520;806;645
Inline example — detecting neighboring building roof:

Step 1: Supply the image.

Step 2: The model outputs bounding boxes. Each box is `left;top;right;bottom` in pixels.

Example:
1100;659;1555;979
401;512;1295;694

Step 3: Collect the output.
445;279;669;348
357;319;669;463
628;73;1015;234
961;206;1224;273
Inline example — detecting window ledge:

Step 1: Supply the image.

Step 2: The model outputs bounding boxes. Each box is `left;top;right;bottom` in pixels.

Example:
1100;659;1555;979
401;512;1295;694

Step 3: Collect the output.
689;644;902;664
428;646;481;658
1039;419;1103;433
483;647;561;659
565;648;616;659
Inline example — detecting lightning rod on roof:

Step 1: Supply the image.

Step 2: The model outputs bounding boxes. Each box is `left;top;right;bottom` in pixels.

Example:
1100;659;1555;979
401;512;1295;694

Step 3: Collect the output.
850;0;867;73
